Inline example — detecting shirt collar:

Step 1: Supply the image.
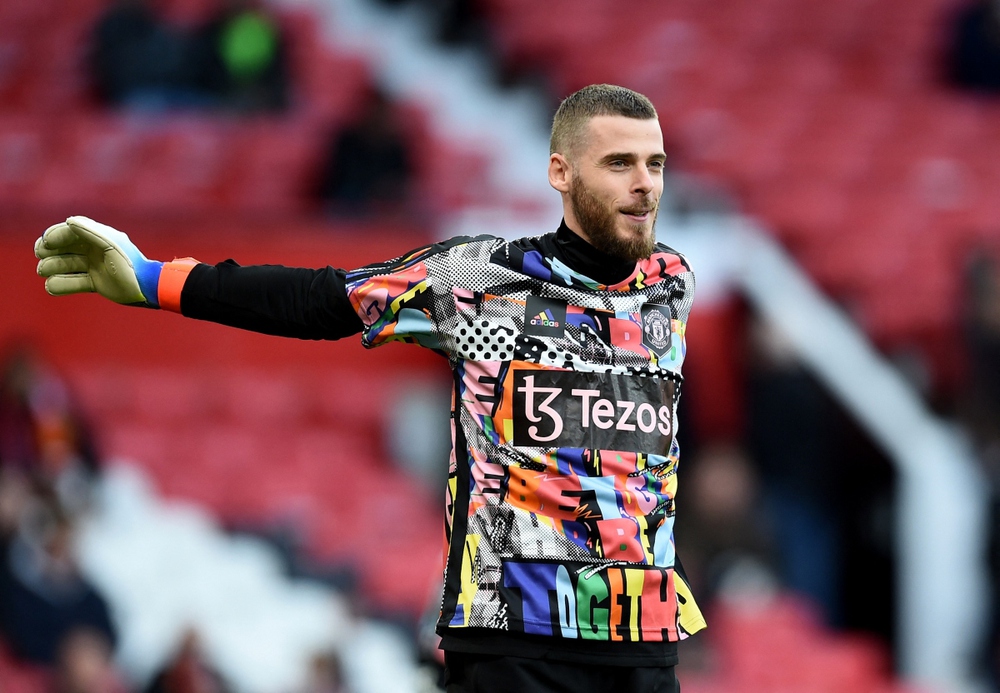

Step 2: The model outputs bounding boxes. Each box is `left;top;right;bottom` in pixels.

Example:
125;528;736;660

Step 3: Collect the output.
553;219;637;286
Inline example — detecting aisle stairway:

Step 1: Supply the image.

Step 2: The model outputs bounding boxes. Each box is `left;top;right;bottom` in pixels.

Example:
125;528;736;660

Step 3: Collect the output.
66;363;445;621
77;464;425;693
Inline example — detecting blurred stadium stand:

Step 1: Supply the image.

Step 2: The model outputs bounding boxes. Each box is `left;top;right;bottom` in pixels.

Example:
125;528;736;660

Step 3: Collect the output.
478;0;1000;397
2;0;999;691
0;0;501;223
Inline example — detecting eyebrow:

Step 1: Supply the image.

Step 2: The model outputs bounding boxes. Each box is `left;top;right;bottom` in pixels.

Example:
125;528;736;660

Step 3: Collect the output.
598;152;667;164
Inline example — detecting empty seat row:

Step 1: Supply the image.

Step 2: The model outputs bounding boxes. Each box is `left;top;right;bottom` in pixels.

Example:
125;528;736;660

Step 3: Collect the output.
66;365;407;429
100;415;444;618
0;114;329;213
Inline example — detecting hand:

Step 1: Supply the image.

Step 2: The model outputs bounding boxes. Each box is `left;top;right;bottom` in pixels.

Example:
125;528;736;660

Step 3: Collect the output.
35;216;163;307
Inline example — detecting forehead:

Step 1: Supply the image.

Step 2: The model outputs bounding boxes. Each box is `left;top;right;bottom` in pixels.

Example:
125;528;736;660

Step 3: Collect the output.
580;115;664;159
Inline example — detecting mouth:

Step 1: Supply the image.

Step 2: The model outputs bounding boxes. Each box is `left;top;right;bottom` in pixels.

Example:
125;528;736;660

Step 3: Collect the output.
620;208;652;223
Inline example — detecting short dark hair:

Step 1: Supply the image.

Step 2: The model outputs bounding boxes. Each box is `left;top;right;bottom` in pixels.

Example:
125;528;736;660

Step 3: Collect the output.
550;84;658;156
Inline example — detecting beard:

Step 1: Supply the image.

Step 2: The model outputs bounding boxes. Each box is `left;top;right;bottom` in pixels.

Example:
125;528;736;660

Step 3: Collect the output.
569;175;658;262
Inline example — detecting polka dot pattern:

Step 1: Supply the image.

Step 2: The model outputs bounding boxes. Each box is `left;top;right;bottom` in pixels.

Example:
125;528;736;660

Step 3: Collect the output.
454;318;516;361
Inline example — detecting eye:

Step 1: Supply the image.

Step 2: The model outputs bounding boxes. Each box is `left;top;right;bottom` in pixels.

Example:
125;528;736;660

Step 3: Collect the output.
648;160;665;171
609;160;628;169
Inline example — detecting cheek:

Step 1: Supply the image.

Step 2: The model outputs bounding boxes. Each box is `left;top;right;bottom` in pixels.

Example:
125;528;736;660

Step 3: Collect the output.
588;173;623;199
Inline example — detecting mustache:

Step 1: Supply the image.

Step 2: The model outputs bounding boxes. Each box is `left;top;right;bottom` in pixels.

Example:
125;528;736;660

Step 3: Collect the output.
618;205;657;214
619;201;657;215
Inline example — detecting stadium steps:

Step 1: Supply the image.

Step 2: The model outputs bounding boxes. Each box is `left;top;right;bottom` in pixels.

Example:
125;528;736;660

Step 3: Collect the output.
66;364;444;620
75;464;425;693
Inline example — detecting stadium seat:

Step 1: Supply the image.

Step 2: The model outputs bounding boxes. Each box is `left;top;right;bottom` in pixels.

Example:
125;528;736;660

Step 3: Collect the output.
67;365;139;420
129;121;234;213
746;177;850;245
124;368;212;424
215;368;310;425
312;369;393;431
29;115;156;210
103;422;175;480
221;121;322;215
0;116;53;207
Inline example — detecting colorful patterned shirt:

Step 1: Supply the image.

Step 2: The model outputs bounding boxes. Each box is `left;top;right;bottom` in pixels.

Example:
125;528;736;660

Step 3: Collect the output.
343;225;706;658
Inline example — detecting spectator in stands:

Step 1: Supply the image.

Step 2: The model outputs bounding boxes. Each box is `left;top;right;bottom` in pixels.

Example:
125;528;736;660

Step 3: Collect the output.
52;627;131;693
0;467;30;543
313;87;414;219
958;251;1000;690
745;316;842;627
188;0;291;113
144;627;231;693
672;442;776;608
0;344;101;518
0;501;117;665
946;0;1000;93
89;0;203;110
407;0;488;47
960;251;1000;448
0;470;20;638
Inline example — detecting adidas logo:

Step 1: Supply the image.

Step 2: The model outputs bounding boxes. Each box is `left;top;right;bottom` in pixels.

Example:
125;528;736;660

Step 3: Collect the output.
529;309;560;328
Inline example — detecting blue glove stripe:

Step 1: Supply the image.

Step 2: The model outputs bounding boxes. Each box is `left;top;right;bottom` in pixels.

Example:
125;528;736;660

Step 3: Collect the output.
134;259;164;308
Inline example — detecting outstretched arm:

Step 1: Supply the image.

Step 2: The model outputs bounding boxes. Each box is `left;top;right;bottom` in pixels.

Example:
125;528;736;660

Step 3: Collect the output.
35;216;363;341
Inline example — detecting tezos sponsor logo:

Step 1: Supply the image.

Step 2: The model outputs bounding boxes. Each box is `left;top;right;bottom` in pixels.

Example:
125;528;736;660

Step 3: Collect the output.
512;369;673;452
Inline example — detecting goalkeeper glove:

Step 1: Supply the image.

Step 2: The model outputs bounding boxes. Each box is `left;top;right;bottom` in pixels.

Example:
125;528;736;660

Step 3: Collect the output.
34;216;195;310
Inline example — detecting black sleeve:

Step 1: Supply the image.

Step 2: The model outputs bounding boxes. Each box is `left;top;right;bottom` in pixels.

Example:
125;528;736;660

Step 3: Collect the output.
179;260;364;340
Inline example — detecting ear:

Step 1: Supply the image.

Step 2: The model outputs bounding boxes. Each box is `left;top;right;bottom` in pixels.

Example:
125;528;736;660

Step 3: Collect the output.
548;153;571;193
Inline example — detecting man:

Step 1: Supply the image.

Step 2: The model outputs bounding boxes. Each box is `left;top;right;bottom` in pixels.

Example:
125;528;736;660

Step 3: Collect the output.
34;84;705;693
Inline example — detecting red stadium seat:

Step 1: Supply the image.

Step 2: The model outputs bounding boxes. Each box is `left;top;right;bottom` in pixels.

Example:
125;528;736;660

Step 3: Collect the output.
312;369;393;431
28;115;157;210
747;177;850;246
0;116;54;208
127;368;213;424
215;368;309;425
103;422;174;478
66;365;140;421
129;121;234;213
221;120;322;215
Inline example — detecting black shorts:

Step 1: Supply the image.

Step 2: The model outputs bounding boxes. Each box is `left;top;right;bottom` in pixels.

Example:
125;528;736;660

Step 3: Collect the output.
443;651;680;693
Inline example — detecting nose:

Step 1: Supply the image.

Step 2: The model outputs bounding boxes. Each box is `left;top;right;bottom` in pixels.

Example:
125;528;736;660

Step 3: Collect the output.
632;166;654;195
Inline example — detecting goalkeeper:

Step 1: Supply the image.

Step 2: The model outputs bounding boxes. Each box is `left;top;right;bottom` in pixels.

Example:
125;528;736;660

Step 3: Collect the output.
35;84;704;693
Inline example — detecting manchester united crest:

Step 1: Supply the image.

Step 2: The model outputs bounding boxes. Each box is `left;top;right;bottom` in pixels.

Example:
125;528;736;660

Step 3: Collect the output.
641;304;672;356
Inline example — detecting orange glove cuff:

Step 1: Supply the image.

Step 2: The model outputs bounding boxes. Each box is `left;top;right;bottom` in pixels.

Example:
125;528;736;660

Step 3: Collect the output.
157;258;199;313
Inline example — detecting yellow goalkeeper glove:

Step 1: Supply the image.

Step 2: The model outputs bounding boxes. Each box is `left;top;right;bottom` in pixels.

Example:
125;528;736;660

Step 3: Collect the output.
35;216;168;308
